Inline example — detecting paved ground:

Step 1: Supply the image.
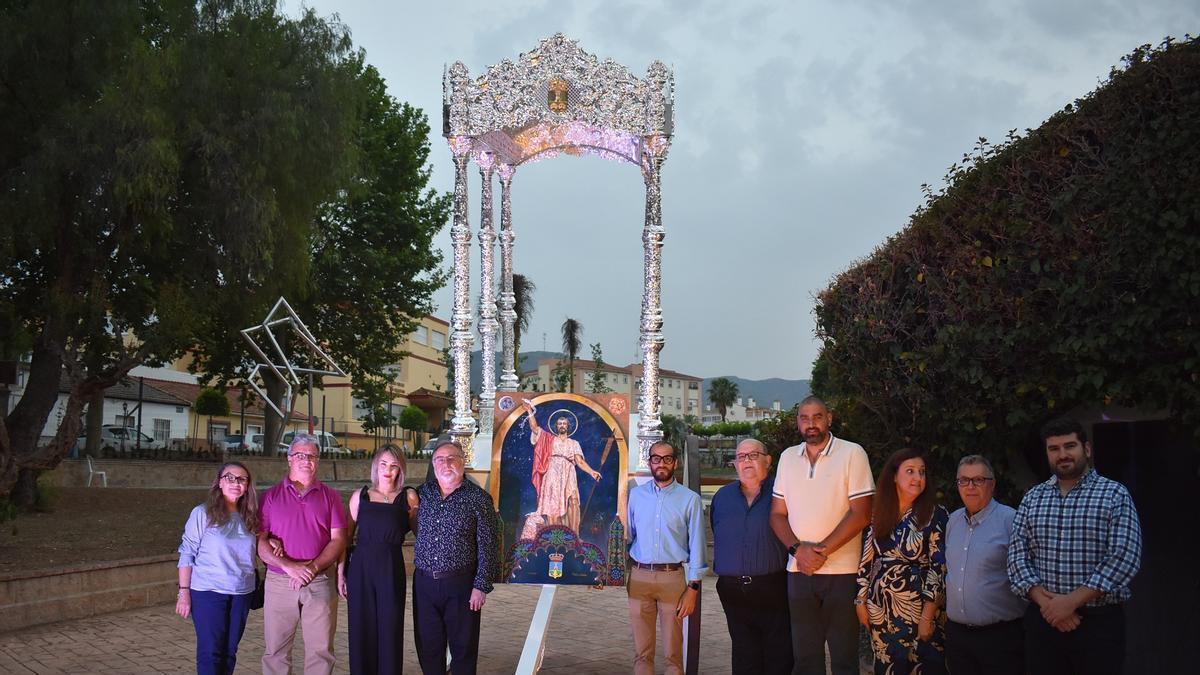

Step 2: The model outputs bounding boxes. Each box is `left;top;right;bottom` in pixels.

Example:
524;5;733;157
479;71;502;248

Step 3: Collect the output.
0;582;736;674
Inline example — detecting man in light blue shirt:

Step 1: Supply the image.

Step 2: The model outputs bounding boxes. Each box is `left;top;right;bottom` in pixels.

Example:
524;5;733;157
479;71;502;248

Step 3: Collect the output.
627;441;707;675
945;455;1026;675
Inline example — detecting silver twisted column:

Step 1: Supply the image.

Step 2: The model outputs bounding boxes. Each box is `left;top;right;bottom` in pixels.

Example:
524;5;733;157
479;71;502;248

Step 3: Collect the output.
497;164;519;392
448;137;477;459
477;153;498;437
637;148;667;463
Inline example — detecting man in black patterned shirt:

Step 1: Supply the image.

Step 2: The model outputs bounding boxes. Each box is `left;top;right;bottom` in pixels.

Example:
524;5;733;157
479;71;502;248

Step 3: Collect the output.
413;442;499;675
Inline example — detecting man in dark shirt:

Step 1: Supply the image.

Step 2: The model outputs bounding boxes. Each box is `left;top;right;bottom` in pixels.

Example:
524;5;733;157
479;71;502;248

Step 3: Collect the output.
711;439;792;674
412;442;499;675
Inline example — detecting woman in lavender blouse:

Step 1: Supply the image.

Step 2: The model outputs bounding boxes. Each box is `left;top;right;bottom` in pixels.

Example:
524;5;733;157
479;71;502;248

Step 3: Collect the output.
176;461;260;675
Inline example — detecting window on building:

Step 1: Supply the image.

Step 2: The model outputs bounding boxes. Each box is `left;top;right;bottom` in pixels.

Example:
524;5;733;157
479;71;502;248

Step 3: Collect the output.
353;397;371;417
413;325;429;345
114;414;134;428
431;330;446;350
153;418;171;442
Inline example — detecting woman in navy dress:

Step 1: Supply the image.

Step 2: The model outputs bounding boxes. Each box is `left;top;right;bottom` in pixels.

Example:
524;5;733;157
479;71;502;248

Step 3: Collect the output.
856;448;949;675
339;444;419;674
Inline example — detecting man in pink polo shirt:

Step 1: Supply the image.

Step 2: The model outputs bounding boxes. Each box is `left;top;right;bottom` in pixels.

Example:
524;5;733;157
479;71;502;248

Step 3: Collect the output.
257;434;348;675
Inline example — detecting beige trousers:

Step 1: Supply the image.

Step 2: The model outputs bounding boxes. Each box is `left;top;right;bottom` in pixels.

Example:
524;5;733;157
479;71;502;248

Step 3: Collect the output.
261;570;338;675
627;566;685;675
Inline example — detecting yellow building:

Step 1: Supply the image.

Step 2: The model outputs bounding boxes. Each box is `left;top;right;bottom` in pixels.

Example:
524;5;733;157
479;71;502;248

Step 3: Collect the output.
280;315;451;451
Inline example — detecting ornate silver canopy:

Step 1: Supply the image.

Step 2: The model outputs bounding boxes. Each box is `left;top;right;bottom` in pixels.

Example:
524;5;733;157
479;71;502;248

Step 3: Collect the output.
442;34;673;466
444;34;674;167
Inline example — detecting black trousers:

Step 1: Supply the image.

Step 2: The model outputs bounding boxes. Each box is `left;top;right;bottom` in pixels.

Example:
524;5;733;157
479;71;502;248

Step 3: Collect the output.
717;573;793;675
945;618;1023;675
787;572;859;675
1023;602;1125;675
412;570;481;675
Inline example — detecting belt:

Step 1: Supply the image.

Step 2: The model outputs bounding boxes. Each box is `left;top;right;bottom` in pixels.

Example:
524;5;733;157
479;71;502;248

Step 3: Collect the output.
415;567;474;580
631;561;683;571
720;571;786;585
948;618;1022;631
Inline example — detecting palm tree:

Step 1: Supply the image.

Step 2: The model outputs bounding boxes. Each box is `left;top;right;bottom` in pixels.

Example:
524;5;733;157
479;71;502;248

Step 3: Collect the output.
708;377;739;423
560;317;583;393
512;274;535;372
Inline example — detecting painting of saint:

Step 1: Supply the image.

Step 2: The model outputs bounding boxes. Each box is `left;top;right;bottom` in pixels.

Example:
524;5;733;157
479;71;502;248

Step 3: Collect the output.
524;398;603;536
490;392;629;585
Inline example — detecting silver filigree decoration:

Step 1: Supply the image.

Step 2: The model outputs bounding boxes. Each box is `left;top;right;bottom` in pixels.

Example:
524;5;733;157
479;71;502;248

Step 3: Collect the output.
497;164;518;391
637;155;666;461
477;153;498;438
448;141;477;459
444;33;674;168
444;35;673;469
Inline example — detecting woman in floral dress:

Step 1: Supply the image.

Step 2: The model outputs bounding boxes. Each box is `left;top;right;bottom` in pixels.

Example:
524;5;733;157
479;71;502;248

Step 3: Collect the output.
856;448;949;674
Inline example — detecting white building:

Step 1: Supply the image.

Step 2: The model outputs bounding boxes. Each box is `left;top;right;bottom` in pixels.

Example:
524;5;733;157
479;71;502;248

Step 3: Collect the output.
702;397;783;425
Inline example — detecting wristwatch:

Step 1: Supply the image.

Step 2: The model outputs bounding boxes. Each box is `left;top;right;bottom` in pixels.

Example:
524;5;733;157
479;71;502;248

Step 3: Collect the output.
688;580;701;591
787;542;801;556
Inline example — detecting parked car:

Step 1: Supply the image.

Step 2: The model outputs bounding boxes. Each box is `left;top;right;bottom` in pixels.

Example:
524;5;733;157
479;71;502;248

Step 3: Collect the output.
218;434;250;453
281;430;350;458
75;425;165;453
417;436;448;458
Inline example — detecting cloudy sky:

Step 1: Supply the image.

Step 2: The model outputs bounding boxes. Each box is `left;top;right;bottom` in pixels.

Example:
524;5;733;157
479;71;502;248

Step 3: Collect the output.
299;0;1195;380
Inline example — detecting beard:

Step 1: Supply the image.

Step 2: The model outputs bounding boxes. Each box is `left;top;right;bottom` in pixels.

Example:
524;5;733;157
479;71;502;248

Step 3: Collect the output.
803;429;827;444
652;466;674;482
1052;457;1087;480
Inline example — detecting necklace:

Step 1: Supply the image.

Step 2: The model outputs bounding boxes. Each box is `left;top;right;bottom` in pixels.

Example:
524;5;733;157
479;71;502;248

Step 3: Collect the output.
373;487;402;504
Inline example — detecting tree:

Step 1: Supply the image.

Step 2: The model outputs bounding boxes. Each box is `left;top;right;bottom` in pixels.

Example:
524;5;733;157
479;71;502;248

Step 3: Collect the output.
753;404;801;466
359;406;394;436
708;378;739;423
398;405;429;434
189;60;450;449
551;360;571;393
660;414;689;455
0;2;450;505
512;274;536;367
194;388;230;450
813;37;1200;499
0;0;362;505
587;342;612;393
560;318;583;393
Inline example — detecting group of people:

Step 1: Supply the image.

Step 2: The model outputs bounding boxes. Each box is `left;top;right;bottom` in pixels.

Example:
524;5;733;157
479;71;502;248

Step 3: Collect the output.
175;394;1143;675
705;397;1144;675
175;435;496;675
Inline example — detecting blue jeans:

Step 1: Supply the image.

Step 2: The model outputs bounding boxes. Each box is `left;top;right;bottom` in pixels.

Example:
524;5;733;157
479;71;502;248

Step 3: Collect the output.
190;589;252;675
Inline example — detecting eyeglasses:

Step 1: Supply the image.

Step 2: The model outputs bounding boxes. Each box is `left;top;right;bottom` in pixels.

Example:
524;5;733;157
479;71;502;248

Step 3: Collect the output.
733;452;767;463
433;455;465;465
648;455;677;465
289;453;318;463
220;474;249;486
955;477;994;488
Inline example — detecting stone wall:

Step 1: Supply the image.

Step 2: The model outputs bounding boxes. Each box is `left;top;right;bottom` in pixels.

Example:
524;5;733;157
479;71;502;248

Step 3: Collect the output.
40;457;404;488
0;555;179;633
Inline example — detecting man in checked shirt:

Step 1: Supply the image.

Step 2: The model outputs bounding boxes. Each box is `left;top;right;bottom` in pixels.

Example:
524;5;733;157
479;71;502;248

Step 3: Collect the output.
1007;418;1143;675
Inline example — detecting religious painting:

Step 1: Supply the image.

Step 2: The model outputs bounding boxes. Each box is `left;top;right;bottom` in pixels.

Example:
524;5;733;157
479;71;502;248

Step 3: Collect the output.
490;392;629;585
